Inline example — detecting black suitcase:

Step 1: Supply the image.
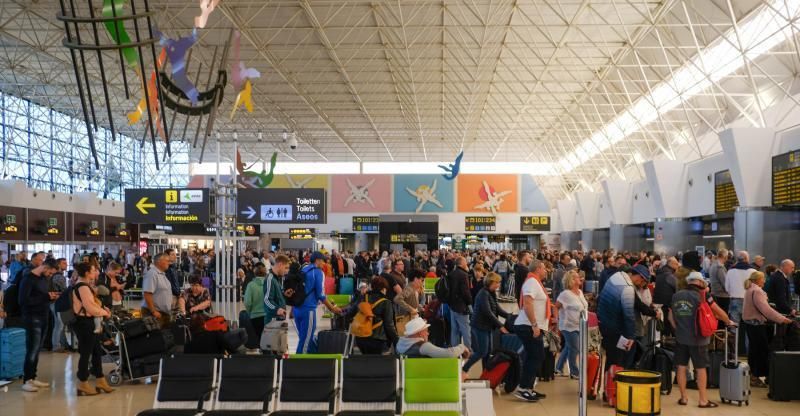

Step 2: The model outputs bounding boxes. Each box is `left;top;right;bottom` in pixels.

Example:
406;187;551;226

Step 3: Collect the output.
769;351;800;401
428;317;448;348
121;317;159;339
637;346;674;394
539;350;555;381
125;330;174;359
128;353;163;379
707;350;724;388
316;330;350;355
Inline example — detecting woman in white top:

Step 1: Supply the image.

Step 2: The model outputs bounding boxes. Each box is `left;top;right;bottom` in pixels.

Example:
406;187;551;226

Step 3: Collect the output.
554;270;588;379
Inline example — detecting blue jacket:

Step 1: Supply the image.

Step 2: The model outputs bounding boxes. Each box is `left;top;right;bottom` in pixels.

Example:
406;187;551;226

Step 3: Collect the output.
597;271;636;338
299;264;326;309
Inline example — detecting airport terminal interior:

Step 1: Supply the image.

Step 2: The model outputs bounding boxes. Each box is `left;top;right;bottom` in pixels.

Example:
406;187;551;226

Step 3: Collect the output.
2;0;800;415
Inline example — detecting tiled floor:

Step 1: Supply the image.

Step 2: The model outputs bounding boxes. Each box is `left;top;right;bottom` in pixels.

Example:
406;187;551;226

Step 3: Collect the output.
1;348;798;415
3;302;799;415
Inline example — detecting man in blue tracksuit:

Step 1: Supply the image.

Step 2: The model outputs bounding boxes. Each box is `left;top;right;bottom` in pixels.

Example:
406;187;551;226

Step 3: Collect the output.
294;251;341;353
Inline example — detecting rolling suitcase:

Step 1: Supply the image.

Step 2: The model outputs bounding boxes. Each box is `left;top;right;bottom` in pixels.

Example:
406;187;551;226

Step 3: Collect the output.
316;329;350;355
339;277;354;295
636;320;673;395
480;350;516;390
324;277;336;295
768;351;800;401
604;364;623;407
0;328;25;379
719;326;750;406
428;317;448;348
260;318;289;354
707;350;724;388
124;329;174;360
586;351;600;399
128;353;163;379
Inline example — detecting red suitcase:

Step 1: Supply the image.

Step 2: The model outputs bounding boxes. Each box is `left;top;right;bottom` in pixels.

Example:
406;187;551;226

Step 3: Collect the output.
605;364;623;407
586;351;600;399
324;277;336;295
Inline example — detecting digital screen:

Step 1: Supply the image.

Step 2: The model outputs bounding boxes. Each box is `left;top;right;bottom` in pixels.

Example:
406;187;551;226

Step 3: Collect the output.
289;228;316;240
714;170;739;213
237;188;326;224
520;216;550;232
772;150;800;206
465;216;496;232
352;216;379;232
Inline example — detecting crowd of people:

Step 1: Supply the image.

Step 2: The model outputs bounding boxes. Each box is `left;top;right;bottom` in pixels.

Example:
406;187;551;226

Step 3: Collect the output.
2;244;799;407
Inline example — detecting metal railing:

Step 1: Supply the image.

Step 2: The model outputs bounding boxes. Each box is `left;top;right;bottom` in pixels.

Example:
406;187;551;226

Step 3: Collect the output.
578;310;589;416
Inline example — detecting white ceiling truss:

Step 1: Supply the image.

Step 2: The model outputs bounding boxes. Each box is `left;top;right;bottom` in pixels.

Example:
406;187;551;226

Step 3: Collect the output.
1;0;799;203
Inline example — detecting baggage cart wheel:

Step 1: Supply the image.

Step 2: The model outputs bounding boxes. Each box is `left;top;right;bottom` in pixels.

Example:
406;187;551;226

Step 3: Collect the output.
745;400;749;406
737;401;742;407
108;372;122;386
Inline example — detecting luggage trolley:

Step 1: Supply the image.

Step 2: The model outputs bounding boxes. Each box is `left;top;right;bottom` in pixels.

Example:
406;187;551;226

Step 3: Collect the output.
103;315;164;386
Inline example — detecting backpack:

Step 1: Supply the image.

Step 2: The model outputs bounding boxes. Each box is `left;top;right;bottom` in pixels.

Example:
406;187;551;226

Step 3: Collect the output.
54;282;88;327
283;267;309;307
434;275;450;302
696;291;716;338
350;297;387;338
2;283;20;317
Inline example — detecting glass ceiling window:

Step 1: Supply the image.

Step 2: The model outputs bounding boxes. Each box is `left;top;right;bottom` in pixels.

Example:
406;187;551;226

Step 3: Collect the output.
0;91;188;200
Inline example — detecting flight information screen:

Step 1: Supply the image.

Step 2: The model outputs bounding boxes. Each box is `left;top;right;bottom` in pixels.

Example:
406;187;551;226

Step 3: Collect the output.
772;150;800;206
714;170;738;213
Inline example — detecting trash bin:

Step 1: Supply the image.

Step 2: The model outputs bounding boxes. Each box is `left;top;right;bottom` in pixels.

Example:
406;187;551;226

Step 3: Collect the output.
615;370;661;416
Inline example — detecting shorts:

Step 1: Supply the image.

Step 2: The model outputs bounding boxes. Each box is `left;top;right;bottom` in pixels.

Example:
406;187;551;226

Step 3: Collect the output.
674;343;709;368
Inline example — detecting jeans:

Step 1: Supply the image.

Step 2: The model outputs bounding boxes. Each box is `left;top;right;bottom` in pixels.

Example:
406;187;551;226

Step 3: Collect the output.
23;313;48;382
463;327;492;372
222;328;248;353
514;325;544;390
556;330;580;377
728;298;743;323
449;311;472;350
50;303;65;351
499;272;509;294
73;317;104;382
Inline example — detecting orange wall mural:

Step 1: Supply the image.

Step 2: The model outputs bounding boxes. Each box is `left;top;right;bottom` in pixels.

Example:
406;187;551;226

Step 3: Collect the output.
457;174;518;213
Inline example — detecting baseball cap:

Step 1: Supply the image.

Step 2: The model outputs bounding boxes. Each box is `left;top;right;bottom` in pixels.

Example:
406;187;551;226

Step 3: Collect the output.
310;251;325;263
631;264;651;280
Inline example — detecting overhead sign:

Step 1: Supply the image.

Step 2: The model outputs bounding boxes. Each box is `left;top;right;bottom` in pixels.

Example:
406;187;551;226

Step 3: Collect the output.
772;150;800;206
124;188;210;224
289;228;316;240
2;214;17;233
237;188;326;224
352;216;379;232
465;216;496;232
390;233;427;243
520;216;550;232
714;170;739;213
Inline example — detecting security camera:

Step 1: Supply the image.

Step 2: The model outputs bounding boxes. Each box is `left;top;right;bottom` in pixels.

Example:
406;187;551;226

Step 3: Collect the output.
288;132;298;150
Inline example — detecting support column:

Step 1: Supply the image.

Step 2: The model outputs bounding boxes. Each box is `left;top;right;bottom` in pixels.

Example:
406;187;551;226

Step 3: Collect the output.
610;224;625;251
654;218;692;255
721;127;776;259
581;229;594;251
354;233;370;252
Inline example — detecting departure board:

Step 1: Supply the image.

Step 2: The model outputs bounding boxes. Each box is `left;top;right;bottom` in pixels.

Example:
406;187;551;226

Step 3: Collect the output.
465;216;496;232
772;150;800;206
714;170;739;213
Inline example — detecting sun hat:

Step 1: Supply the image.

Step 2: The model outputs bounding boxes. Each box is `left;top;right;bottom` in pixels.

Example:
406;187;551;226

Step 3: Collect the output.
403;317;431;336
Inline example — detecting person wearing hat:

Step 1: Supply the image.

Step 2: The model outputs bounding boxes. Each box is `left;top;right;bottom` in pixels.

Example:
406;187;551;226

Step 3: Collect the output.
669;271;734;408
597;263;651;371
294;251;342;353
396;316;470;360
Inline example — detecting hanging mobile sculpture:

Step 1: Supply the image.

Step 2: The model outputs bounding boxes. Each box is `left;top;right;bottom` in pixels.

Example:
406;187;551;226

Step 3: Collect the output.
60;0;257;166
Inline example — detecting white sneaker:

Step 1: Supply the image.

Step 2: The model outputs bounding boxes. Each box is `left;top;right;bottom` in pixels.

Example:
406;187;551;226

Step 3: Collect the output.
31;379;50;388
21;381;39;392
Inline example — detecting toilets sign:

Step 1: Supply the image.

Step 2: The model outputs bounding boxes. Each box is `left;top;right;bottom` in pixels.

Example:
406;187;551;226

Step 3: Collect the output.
237;188;326;224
